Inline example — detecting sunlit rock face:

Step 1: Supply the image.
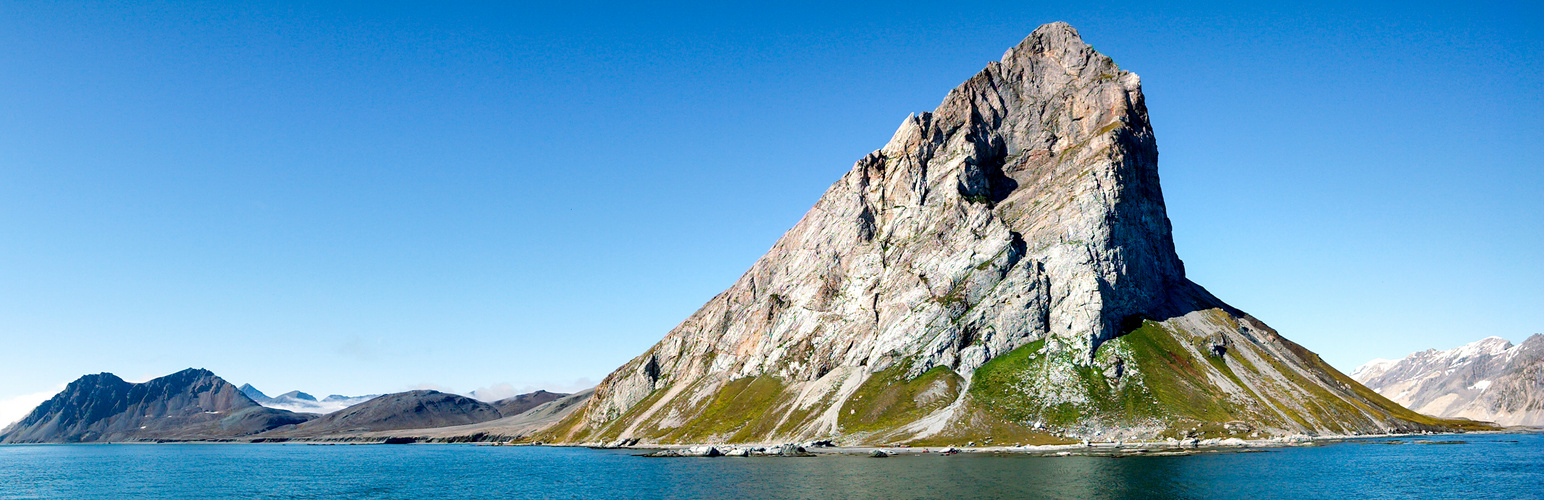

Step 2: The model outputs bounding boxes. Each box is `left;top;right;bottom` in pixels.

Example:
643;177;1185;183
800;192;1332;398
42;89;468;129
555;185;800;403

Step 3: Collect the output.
1355;335;1544;427
544;23;1479;446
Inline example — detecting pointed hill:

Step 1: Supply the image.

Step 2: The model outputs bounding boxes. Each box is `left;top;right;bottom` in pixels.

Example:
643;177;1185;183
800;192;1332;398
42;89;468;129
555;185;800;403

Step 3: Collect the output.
538;22;1490;446
0;369;313;443
238;383;271;403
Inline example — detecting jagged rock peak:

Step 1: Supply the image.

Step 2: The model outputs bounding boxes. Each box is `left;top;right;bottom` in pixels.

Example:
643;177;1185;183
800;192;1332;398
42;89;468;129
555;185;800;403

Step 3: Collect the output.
562;20;1184;437
543;23;1451;446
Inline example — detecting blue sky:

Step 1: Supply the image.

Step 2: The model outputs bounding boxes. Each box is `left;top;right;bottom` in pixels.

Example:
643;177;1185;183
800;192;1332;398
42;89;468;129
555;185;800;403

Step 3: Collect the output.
1;1;1539;419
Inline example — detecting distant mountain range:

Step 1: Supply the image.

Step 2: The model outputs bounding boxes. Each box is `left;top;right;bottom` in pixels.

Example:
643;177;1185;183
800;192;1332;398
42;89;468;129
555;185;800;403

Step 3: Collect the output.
238;384;378;414
0;369;583;443
1354;335;1543;427
0;369;309;443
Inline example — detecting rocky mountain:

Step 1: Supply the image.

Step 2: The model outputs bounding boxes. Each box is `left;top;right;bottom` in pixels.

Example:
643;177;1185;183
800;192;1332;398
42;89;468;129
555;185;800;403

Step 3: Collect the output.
538;22;1483;446
255;390;503;438
315;390;595;443
0;369;314;443
240;384;378;414
491;390;567;417
239;383;271;403
1353;335;1544;427
278;390;316;401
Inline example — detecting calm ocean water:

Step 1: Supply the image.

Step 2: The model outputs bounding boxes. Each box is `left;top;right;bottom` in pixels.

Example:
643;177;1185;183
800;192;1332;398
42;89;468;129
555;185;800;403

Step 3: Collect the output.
1;433;1540;499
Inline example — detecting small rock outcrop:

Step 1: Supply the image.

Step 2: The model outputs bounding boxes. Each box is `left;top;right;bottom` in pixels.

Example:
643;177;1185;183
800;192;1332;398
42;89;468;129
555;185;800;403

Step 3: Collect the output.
0;369;313;443
1354;335;1544;427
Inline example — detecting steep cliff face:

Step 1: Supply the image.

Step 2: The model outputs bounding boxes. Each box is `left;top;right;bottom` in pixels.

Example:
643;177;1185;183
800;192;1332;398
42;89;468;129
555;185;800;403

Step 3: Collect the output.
0;369;313;443
1354;335;1544;427
542;23;1482;446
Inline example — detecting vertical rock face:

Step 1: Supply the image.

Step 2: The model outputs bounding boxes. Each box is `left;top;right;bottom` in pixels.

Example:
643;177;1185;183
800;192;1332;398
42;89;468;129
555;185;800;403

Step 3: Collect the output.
544;23;1481;445
1354;335;1544;426
0;369;313;443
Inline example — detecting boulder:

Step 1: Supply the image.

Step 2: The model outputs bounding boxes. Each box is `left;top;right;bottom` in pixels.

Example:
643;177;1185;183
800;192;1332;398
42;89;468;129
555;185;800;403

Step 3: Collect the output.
770;443;810;457
684;446;722;457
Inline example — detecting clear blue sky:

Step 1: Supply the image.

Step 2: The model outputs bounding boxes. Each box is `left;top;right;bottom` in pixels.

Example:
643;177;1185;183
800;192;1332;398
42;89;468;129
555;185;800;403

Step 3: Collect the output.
1;1;1539;415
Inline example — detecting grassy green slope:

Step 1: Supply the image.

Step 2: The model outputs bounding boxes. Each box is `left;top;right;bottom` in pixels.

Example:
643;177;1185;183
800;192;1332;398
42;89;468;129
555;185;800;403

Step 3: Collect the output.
541;308;1491;445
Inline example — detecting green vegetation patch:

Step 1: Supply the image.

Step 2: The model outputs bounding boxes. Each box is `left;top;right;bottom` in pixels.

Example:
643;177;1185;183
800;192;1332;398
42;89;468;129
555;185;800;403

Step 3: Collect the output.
656;376;791;443
774;388;835;437
1112;322;1246;423
839;363;963;433
586;382;676;443
968;324;1256;433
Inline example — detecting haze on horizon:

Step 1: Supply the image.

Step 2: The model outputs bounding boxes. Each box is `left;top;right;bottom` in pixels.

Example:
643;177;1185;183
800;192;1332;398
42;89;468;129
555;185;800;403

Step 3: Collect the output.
1;1;1539;426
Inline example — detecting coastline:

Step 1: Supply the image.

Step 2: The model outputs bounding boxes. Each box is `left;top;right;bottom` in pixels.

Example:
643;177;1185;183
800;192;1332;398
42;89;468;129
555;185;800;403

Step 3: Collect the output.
3;428;1533;453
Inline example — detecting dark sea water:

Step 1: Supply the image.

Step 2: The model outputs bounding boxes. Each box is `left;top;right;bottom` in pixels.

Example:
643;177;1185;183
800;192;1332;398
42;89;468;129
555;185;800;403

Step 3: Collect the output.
1;433;1540;499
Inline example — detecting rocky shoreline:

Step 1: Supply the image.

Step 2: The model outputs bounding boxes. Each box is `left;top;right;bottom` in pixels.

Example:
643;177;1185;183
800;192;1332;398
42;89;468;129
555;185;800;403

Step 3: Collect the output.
570;430;1525;459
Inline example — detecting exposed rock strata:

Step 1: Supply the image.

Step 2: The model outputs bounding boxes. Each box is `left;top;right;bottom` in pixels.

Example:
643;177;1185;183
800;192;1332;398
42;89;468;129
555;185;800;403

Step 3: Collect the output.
1354;335;1544;427
540;22;1483;446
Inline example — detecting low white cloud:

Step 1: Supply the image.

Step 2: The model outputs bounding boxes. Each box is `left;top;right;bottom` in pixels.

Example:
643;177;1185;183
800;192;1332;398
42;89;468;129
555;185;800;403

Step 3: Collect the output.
468;383;521;402
0;385;64;428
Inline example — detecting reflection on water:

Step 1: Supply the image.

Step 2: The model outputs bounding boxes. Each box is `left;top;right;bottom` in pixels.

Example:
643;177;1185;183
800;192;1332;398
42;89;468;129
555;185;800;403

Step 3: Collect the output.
0;434;1539;499
685;453;1202;498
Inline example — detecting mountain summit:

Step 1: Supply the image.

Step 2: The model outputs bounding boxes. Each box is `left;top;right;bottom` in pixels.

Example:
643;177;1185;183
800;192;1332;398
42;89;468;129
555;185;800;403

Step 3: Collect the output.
541;23;1479;445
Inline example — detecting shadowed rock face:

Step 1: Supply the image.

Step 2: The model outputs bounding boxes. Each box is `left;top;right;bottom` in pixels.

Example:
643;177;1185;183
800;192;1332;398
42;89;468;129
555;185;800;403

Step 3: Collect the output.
1354;335;1544;427
257;390;503;437
542;22;1482;446
0;369;313;443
